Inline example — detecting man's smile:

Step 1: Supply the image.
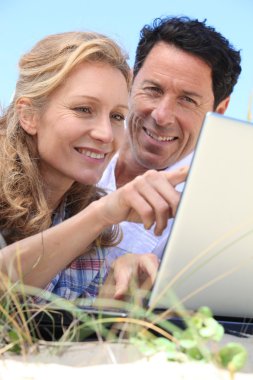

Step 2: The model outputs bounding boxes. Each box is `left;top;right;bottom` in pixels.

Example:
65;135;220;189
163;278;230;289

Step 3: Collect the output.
142;127;178;143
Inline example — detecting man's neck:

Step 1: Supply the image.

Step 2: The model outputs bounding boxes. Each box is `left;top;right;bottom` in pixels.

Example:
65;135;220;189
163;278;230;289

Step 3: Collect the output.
115;144;147;188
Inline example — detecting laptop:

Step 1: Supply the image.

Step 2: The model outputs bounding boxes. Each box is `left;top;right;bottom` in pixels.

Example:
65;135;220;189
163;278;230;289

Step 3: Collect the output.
149;112;253;321
34;112;253;338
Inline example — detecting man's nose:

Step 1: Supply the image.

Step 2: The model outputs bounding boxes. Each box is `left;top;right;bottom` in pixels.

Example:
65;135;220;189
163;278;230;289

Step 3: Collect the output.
151;97;176;127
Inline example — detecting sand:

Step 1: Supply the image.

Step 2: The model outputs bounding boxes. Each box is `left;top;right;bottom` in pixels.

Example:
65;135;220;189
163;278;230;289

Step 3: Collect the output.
0;334;253;380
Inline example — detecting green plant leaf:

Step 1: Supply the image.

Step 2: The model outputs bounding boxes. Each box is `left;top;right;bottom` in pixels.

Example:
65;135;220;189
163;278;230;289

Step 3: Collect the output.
7;330;20;343
166;350;188;362
153;337;176;351
186;347;204;361
218;342;248;372
199;318;224;341
179;339;197;349
130;337;157;356
197;306;213;318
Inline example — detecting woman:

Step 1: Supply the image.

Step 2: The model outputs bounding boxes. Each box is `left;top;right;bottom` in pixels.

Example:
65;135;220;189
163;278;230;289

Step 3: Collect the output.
0;31;187;302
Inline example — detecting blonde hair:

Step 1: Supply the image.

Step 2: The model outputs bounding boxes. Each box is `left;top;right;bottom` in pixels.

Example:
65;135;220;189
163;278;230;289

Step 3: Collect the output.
0;31;131;245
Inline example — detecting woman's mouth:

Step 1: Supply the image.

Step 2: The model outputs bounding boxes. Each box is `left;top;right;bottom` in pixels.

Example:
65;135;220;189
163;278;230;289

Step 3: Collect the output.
75;148;106;159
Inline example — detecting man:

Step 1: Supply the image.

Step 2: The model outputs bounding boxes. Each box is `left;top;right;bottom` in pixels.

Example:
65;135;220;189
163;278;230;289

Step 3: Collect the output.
99;16;241;260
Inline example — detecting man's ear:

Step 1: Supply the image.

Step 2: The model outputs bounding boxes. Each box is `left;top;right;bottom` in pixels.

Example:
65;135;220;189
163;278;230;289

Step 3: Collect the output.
16;98;38;135
215;96;230;115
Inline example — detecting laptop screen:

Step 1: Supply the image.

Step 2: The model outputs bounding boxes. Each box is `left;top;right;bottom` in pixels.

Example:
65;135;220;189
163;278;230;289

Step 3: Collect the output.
148;112;253;318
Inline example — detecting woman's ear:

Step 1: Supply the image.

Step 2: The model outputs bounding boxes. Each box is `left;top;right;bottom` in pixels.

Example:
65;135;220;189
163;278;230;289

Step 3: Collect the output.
16;98;38;135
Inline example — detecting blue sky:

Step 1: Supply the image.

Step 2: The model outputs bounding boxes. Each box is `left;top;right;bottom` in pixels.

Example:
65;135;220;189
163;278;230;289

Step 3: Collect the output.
1;0;252;121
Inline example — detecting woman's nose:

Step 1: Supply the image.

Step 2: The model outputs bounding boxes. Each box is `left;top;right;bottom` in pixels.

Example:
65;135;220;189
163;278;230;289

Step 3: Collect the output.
90;117;114;143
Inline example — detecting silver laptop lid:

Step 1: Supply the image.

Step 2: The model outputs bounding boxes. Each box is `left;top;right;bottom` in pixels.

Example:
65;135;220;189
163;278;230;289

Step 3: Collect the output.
149;112;253;318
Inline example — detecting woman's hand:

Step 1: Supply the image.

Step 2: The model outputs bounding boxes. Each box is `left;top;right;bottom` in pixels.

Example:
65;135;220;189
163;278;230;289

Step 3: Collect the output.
99;253;159;300
97;166;188;236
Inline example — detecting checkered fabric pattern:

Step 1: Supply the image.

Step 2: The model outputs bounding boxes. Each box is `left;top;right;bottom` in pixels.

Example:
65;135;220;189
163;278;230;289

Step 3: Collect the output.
38;200;108;303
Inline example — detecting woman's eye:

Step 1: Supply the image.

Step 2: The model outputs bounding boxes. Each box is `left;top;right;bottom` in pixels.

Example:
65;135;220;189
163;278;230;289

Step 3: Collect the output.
74;106;91;113
145;86;161;93
112;113;125;122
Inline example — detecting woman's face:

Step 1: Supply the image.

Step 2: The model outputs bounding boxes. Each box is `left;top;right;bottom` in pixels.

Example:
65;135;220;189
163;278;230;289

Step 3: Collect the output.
34;62;129;194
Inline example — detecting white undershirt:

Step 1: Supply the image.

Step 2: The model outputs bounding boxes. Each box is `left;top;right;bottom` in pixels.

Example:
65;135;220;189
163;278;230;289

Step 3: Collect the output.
98;152;194;262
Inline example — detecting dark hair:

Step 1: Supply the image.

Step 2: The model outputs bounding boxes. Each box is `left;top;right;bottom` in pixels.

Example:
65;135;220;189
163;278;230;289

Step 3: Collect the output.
133;16;241;108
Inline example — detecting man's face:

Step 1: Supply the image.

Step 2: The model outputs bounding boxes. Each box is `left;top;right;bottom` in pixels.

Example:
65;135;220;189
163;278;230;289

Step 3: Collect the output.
127;42;227;170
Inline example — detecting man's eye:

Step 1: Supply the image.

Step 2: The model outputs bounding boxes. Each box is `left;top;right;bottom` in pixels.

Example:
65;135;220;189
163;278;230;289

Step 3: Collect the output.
181;96;197;105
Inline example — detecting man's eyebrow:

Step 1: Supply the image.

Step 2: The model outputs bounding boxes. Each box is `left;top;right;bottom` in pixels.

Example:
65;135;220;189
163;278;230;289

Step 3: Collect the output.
182;90;202;99
142;80;160;86
141;81;203;99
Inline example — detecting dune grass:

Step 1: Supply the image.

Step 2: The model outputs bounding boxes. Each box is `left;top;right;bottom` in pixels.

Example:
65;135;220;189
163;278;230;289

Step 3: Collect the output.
0;270;248;377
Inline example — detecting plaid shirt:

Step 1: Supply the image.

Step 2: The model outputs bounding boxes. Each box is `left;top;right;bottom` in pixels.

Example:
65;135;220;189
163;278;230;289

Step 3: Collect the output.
39;201;108;303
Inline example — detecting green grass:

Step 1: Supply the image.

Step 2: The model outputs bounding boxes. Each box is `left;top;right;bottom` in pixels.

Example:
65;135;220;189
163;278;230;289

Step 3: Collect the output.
0;272;248;376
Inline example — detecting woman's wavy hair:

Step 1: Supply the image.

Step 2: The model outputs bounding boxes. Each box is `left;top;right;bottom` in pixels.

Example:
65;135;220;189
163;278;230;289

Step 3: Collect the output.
0;31;131;246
